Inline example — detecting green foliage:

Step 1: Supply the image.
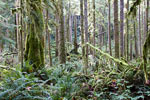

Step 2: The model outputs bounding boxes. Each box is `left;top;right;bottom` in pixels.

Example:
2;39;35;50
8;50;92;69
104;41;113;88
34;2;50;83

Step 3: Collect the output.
0;54;150;100
0;68;52;100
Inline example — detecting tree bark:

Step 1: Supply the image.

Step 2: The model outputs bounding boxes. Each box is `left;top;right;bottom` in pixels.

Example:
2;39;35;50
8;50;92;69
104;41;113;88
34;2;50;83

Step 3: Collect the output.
134;20;139;58
55;14;59;57
59;0;66;64
93;0;96;56
114;0;119;58
138;5;142;56
84;0;89;69
24;0;45;71
126;0;129;60
146;0;149;37
108;0;112;56
46;10;52;66
120;0;124;57
74;15;78;53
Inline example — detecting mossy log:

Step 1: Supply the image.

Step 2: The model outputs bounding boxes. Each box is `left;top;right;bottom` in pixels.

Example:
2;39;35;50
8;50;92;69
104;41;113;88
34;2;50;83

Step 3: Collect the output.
85;43;129;67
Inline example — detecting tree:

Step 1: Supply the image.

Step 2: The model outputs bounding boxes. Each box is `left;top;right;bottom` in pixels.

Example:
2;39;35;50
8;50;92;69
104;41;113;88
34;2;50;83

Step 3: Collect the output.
15;0;21;63
138;5;142;56
146;0;149;37
59;0;66;64
126;0;129;60
74;15;78;54
114;0;119;58
134;19;139;58
108;0;112;56
93;0;96;56
55;14;59;57
46;10;52;66
24;0;45;71
120;0;124;57
84;0;89;72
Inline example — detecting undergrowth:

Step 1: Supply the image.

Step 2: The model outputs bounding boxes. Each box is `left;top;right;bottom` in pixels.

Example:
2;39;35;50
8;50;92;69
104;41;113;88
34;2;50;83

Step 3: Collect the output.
0;53;150;100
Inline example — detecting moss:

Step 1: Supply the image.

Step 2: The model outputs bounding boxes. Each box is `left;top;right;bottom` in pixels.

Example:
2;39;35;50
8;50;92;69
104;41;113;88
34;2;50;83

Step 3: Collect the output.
24;24;44;72
143;33;150;83
24;0;45;72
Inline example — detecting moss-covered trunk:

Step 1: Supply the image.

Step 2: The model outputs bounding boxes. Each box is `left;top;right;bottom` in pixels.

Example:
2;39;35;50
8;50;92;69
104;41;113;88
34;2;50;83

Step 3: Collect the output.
24;0;45;72
143;33;150;83
24;24;44;71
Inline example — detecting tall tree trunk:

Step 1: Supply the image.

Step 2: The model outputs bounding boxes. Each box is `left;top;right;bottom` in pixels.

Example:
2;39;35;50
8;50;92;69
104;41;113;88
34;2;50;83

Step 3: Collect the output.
55;14;59;57
108;0;112;56
84;0;89;70
69;15;72;43
24;0;45;71
20;0;23;67
142;3;145;46
134;20;139;58
16;0;21;62
130;35;133;60
138;5;142;56
46;10;52;66
114;0;119;58
59;0;66;64
80;0;85;55
120;0;124;57
74;15;78;53
126;0;129;60
93;0;96;56
146;0;149;37
15;14;18;49
68;0;72;43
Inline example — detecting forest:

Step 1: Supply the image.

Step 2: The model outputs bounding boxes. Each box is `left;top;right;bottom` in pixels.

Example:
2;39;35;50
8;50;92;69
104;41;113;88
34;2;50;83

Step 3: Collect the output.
0;0;150;99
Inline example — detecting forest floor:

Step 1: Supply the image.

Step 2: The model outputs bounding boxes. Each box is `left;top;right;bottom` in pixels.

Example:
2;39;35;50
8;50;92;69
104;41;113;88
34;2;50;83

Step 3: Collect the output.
0;50;150;100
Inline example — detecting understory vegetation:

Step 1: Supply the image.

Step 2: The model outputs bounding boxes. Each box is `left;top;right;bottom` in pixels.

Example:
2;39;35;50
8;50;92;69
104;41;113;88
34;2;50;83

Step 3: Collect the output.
1;0;150;100
0;49;150;100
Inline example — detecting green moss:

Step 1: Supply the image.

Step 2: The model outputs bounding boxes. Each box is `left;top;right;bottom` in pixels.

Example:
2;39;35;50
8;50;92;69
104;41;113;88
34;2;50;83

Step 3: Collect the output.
143;33;150;83
24;24;44;72
24;0;45;72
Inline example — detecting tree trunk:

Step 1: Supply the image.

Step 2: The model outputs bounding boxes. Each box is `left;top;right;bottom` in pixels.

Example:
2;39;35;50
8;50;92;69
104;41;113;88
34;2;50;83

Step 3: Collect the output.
46;10;52;66
16;0;21;62
59;0;66;64
143;33;150;84
120;0;124;57
55;14;59;57
138;5;142;56
14;14;18;49
74;15;78;53
24;0;45;72
130;36;133;60
114;0;119;58
146;0;149;37
84;0;89;69
93;0;96;57
81;0;85;57
20;0;23;68
108;0;112;56
134;20;139;58
126;0;129;60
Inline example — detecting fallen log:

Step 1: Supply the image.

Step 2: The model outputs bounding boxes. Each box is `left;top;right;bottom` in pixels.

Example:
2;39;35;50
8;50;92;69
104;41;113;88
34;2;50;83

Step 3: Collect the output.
85;43;129;67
